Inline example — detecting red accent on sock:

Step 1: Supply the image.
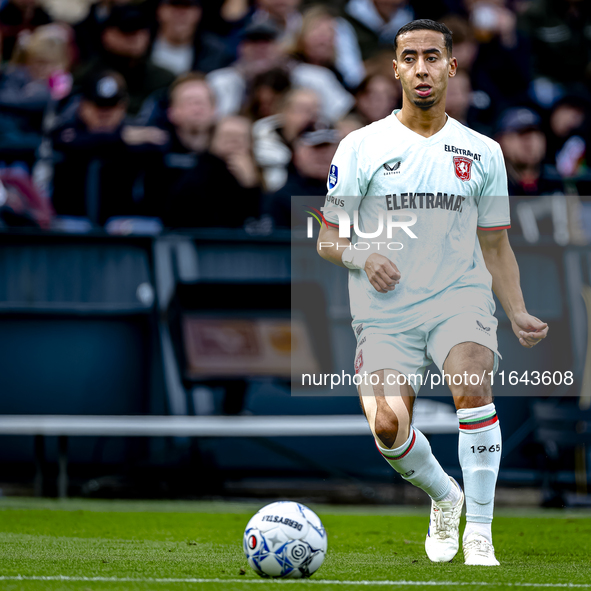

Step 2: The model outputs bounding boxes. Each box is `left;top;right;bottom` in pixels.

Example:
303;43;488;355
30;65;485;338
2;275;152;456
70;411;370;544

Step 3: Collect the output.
375;429;416;460
459;415;499;430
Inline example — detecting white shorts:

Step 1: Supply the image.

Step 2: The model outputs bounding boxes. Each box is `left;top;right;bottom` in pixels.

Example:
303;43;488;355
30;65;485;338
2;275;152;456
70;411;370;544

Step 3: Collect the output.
353;311;500;394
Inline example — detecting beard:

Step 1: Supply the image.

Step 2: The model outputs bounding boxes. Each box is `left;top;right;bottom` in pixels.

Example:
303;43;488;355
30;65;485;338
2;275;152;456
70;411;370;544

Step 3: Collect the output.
412;97;437;110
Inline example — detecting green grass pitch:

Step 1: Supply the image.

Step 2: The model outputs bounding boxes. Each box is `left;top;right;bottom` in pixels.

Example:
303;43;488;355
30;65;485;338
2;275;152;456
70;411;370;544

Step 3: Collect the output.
1;498;590;590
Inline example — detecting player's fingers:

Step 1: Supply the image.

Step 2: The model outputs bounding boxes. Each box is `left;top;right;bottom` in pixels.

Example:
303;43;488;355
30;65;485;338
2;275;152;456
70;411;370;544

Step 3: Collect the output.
520;329;548;341
521;331;540;342
529;316;548;330
519;332;545;347
369;276;389;294
371;261;399;283
384;260;401;281
375;269;398;290
519;337;533;348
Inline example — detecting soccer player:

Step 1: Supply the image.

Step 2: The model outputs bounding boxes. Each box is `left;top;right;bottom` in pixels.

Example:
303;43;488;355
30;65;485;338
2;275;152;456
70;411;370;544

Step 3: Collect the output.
317;19;548;566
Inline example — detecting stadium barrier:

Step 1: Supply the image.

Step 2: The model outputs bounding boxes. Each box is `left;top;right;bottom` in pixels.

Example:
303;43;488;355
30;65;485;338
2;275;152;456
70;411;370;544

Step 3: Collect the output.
0;401;458;498
0;229;588;496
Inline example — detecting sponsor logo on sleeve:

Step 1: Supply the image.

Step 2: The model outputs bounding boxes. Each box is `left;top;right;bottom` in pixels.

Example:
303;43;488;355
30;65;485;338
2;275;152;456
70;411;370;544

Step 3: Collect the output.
326;195;344;207
328;165;338;189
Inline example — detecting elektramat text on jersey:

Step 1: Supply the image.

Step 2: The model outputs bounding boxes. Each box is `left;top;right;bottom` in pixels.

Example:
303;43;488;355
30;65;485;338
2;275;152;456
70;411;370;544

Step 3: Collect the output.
385;193;466;212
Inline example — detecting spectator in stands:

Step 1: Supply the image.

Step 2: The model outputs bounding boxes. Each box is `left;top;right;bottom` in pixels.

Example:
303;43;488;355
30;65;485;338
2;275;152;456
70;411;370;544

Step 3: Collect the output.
343;0;414;60
0;0;52;62
74;0;134;62
208;19;354;123
243;67;291;122
336;113;364;140
446;70;491;136
164;72;216;154
497;107;564;197
75;4;175;115
0;24;71;165
519;0;591;108
443;15;478;73
0;169;53;228
496;107;569;244
51;71;167;224
287;5;365;91
145;73;261;228
442;10;529;124
207;20;284;118
467;1;531;111
253;87;320;192
199;0;301;58
150;0;231;76
352;72;400;126
266;123;339;228
546;94;591;179
440;15;494;131
251;0;302;45
210;115;262;191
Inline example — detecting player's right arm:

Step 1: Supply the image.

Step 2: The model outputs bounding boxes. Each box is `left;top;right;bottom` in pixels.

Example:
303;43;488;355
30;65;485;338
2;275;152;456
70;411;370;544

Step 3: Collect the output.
316;134;400;293
317;223;400;293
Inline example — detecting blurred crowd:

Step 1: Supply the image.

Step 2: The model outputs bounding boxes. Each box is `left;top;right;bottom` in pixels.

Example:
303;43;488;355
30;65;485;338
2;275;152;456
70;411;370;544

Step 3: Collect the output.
0;0;589;243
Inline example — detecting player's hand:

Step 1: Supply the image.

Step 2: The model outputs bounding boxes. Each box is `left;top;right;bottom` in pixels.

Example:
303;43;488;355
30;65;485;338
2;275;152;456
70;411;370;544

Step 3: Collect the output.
365;253;401;294
511;312;548;348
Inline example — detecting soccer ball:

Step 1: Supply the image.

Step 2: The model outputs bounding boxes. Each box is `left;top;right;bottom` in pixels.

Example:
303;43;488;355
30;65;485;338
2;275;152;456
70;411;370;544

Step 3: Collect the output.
243;501;327;578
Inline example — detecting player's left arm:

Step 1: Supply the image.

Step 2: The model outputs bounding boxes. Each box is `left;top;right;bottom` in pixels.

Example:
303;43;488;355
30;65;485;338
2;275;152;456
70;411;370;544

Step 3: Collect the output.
477;144;548;348
478;229;548;348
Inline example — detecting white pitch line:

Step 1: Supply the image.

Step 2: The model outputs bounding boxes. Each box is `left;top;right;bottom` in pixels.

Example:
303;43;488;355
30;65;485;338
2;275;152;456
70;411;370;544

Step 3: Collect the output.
0;577;590;588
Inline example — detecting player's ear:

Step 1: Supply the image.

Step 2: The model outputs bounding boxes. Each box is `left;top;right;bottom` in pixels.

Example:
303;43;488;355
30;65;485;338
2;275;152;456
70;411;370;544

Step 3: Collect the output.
392;59;400;80
448;56;458;78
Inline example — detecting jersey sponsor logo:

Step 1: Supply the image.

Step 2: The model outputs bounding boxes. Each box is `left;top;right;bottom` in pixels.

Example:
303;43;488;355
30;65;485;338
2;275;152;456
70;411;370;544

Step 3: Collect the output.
326;195;344;207
383;161;401;175
453;156;472;182
354;350;364;374
328;164;338;188
476;320;491;334
385;193;465;212
445;144;482;161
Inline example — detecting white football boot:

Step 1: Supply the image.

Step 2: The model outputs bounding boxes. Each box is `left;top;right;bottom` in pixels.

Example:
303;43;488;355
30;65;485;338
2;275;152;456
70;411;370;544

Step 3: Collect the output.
463;532;500;566
424;477;464;562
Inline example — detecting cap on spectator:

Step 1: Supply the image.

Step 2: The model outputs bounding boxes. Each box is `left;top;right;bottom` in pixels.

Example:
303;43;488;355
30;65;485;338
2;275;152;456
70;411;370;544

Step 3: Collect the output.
553;91;591;112
241;21;280;42
82;72;128;107
298;123;340;147
104;5;150;32
496;107;541;135
160;0;201;6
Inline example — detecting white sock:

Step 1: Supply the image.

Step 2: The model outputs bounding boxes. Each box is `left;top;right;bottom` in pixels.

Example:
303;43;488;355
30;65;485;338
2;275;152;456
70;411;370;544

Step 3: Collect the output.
464;522;492;544
439;476;462;506
457;403;501;543
376;426;452;502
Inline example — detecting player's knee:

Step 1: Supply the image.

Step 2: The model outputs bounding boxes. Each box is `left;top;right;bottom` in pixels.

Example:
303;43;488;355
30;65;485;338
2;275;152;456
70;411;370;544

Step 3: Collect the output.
448;368;492;400
453;379;492;408
374;406;409;448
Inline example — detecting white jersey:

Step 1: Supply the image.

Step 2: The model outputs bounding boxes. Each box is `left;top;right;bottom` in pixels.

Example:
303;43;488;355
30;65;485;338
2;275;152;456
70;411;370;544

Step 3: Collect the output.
323;110;510;335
